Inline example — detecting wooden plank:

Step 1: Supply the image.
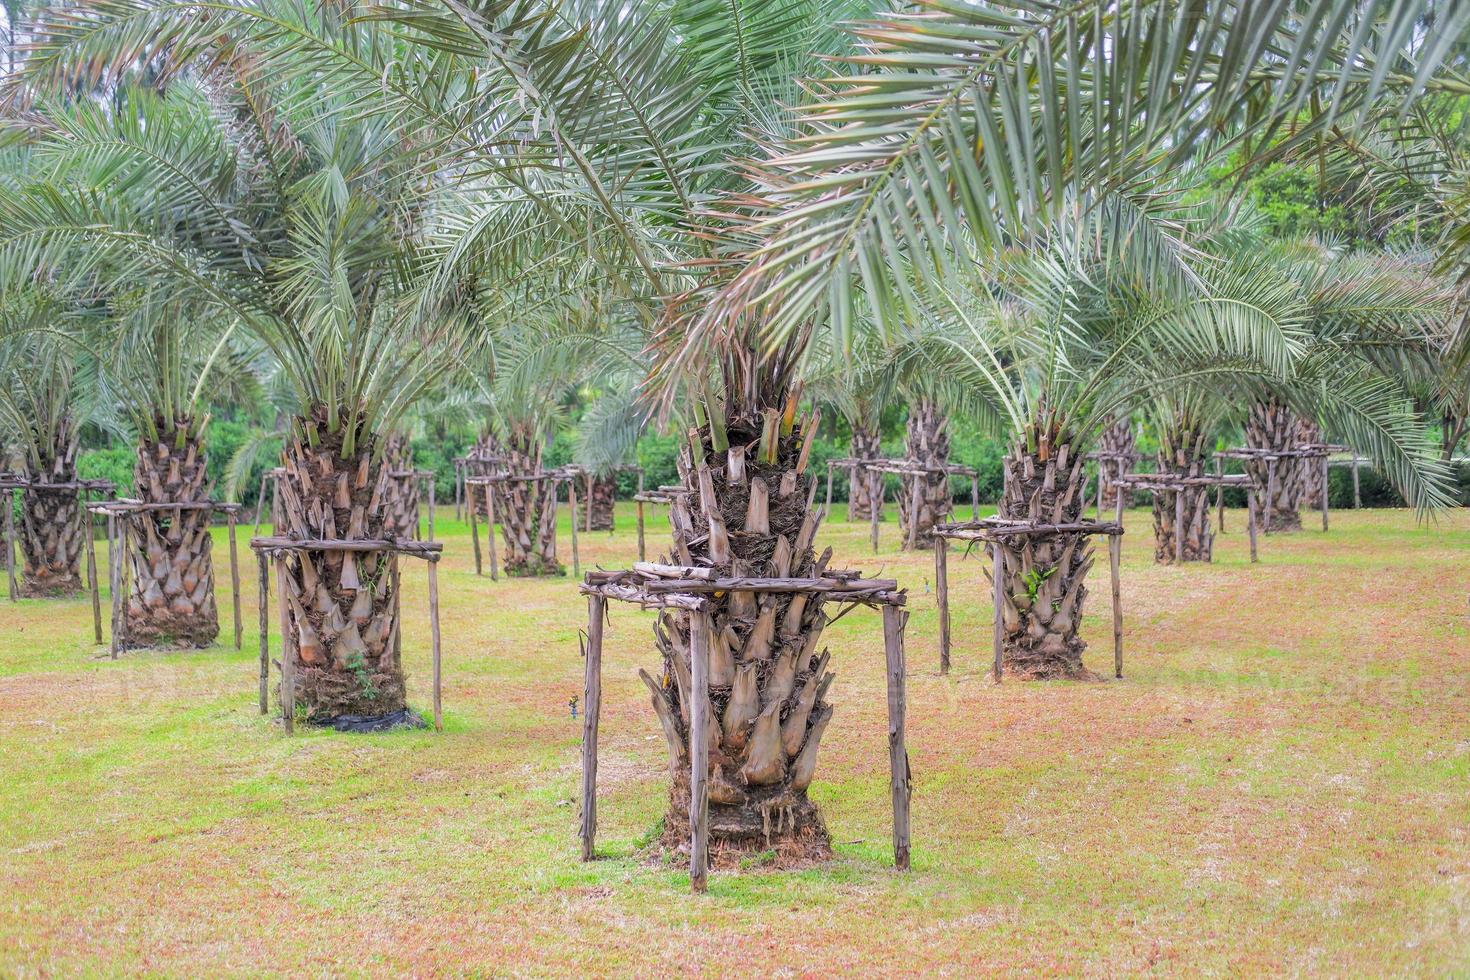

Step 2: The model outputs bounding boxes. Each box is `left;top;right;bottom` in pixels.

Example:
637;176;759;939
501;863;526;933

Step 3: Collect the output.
580;593;605;861
689;610;710;893
257;552;270;714
1109;531;1123;680
228;513;242;650
275;555;294;734
485;485;500;581
85;511;101;643
428;558;443;732
468;481;482;576
991;544;1004;683
882;604;911;872
935;537;950;675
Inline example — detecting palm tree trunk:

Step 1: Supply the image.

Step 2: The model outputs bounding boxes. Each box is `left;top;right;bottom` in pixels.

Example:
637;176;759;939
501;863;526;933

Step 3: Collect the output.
123;418;219;648
498;423;563;577
274;408;406;723
1245;398;1304;532
576;474;616;531
646;409;835;861
897;398;950;550
380;433;418;541
18;417;84;598
847;425;883;521
1097;417;1136;511
465;430;503;518
1152;418;1213;564
1298;418;1325;510
994;428;1096;679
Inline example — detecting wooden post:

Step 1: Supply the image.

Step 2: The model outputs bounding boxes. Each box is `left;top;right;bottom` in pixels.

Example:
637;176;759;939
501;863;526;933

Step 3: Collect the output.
1095;460;1105;519
1265;457;1277;531
869;470;881;554
274;554;294;734
905;475;921;552
568;480;581;579
4;489;16;600
485;485;500;582
107;515;120;656
882;603;911;872
1109;530;1123;679
468;481;482;576
110;516;125;658
847;463;858;524
85;511;102;643
252;473;269;536
257;551;269;714
636;499;646;562
936;537;950;675
1246;489;1259;563
688;609;710;893
580;593;605;862
1173;488;1185;564
824;461;834;515
428;476;436;541
428;557;443;732
970;475;980;521
1351;457;1362;508
1320;455;1330;532
1215;456;1226;533
228;513;242;650
454;461;462;523
991;543;1004;682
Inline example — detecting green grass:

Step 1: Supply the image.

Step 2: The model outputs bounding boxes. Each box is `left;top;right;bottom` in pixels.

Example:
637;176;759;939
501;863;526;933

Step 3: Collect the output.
2;504;1468;974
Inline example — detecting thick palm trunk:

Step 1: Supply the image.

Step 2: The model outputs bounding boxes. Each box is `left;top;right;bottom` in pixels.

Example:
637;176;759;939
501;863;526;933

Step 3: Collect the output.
1152;419;1213;564
465;431;503;518
576;474;616;531
1245;398;1304;532
18;419;84;597
1298;418;1325;510
645;410;834;861
123;419;219;648
1097;417;1136;511
274;408;406;724
897;399;951;550
498;424;563;577
994;428;1096;679
847;425;884;522
381;433;419;541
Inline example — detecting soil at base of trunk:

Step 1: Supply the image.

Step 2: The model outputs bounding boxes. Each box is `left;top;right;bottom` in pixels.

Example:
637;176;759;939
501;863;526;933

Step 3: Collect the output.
641;409;837;859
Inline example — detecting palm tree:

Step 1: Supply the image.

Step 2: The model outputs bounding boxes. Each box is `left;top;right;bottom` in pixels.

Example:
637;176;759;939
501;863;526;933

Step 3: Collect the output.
1;14;559;721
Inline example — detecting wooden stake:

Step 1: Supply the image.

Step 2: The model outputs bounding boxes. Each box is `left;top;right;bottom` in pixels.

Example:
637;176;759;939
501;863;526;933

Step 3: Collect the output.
257;552;269;714
110;516;125;658
85;513;101;643
228;513;242;650
1095;461;1105;519
936;537;950;675
275;555;294;734
469;482;482;576
4;489;16;600
869;470;881;554
905;475;921;551
1215;457;1226;533
486;485;500;582
824;461;834;515
847;462;857;524
1246;489;1259;563
454;461;462;523
1320;455;1330;532
107;515;120;656
1174;488;1185;564
568;480;580;579
971;475;980;521
428;477;436;541
882;604;911;872
428;558;443;732
252;472;269;536
580;593;605;862
991;544;1004;683
636;500;646;562
689;609;710;893
1351;457;1361;508
1265;457;1277;531
1109;531;1123;680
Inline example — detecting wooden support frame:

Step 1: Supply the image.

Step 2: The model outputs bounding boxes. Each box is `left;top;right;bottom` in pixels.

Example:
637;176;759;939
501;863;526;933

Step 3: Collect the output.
1218;445;1343;535
467;474;571;581
578;567;910;889
1110;472;1256;566
933;516;1125;680
86;498;242;655
251;535;444;734
1;479;115;601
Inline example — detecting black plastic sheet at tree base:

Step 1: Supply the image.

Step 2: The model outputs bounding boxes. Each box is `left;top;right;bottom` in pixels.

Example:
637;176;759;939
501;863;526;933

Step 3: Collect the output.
309;708;426;733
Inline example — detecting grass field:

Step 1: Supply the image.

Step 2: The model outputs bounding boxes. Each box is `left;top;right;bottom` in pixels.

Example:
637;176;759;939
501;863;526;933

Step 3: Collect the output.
2;504;1468;975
